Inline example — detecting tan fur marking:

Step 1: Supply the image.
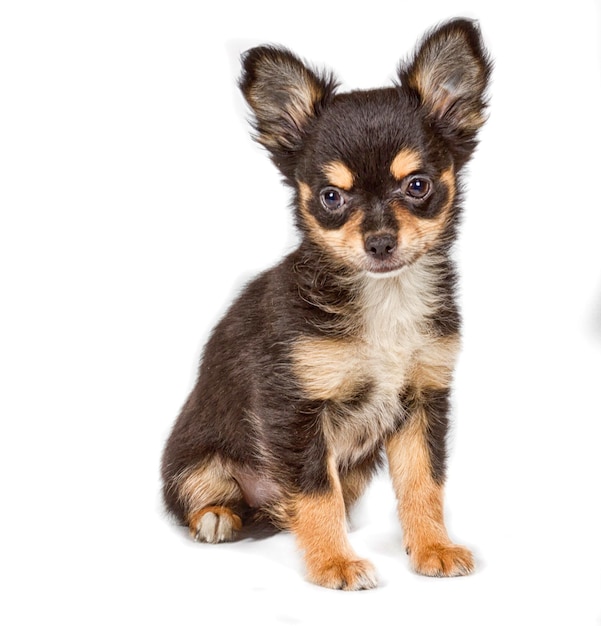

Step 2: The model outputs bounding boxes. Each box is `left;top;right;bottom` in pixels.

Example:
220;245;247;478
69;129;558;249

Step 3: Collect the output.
188;505;242;532
291;457;377;589
178;458;241;513
410;333;461;390
394;166;456;260
298;191;365;268
188;505;241;527
395;204;443;253
323;161;355;190
188;505;242;542
390;148;422;180
320;211;364;263
299;181;312;205
440;166;456;202
292;337;363;401
386;409;473;576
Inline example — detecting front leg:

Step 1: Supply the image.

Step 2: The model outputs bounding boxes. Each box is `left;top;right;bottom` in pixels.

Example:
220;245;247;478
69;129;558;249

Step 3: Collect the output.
289;456;377;590
386;388;474;576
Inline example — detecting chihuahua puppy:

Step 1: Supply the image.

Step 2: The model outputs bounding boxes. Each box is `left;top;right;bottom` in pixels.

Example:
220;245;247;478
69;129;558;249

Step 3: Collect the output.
162;19;491;590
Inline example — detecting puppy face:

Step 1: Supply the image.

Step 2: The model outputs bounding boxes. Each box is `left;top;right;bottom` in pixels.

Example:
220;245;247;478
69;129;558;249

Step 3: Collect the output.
240;20;491;276
295;91;457;275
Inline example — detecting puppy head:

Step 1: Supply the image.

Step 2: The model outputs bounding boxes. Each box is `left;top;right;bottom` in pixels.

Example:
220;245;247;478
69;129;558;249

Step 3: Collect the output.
240;19;491;276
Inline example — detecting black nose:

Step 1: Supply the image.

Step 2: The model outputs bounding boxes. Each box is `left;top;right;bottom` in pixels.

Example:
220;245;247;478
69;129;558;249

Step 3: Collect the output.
364;233;397;260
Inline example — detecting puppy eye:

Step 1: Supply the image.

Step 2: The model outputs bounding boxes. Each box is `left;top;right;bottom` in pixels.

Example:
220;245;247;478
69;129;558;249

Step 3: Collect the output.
404;177;431;200
320;187;345;211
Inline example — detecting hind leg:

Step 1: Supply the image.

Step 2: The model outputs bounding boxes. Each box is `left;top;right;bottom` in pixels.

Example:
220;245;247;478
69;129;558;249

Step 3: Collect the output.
175;457;245;543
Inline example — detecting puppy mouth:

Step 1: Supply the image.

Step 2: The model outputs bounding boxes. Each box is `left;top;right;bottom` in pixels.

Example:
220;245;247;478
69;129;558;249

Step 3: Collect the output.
361;251;411;277
363;256;407;275
362;247;424;276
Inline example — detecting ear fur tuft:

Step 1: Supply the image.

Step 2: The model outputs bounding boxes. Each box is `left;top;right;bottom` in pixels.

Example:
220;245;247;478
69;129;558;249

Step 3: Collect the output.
239;46;338;181
399;19;492;150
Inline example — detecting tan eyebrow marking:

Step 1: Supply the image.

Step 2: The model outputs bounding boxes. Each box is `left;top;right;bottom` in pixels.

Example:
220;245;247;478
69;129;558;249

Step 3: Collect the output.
323;161;355;190
390;148;422;180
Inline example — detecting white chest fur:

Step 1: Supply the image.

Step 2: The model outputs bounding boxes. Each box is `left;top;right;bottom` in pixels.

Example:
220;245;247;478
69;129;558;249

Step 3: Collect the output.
359;260;440;394
292;256;444;468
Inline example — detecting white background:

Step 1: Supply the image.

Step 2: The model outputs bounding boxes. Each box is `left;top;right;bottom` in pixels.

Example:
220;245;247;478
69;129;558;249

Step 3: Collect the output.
1;1;600;624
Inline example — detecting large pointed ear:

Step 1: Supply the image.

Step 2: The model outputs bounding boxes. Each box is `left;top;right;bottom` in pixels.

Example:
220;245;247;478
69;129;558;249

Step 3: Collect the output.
240;46;337;181
399;19;492;159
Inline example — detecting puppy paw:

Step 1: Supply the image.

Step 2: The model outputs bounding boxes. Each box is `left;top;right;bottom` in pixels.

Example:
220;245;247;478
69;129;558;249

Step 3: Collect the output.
410;543;474;577
188;506;242;543
307;557;378;591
